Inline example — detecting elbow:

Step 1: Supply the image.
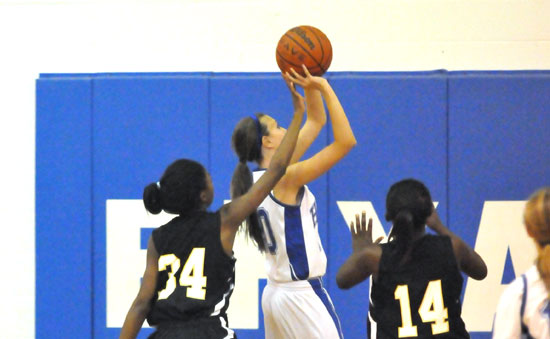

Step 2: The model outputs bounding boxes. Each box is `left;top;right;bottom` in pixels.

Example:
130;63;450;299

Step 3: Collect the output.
336;279;351;290
473;265;488;281
337;138;357;154
342;133;358;151
335;272;353;290
348;138;358;150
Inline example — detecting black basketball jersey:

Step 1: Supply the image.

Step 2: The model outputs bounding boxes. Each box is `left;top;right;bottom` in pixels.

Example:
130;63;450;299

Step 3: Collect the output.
369;235;469;339
146;211;236;327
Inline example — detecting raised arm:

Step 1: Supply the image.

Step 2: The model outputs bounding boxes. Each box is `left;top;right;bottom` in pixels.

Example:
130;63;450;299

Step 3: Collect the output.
426;209;488;280
336;212;382;289
220;91;305;243
281;66;357;190
289;78;327;164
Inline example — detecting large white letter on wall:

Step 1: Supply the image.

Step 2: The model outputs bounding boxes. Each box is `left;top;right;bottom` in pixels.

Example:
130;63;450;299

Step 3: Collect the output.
106;199;173;327
462;201;535;332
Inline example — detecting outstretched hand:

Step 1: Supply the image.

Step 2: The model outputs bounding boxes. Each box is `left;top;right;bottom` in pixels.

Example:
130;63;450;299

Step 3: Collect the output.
282;75;305;115
283;64;327;91
350;211;383;253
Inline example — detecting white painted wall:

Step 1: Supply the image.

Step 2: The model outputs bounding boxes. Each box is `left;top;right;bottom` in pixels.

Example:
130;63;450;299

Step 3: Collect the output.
1;0;549;337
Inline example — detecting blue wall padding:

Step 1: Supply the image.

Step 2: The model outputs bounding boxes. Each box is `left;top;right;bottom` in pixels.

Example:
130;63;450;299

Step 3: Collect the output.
36;71;550;339
90;76;210;338
448;73;550;241
36;78;93;338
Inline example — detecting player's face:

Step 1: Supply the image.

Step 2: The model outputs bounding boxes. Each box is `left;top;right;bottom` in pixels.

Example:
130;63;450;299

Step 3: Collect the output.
261;115;286;149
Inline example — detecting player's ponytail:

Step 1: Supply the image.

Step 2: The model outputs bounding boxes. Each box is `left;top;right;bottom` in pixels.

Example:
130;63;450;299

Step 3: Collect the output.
231;113;268;251
524;187;550;293
538;245;550;292
385;178;433;263
388;209;414;258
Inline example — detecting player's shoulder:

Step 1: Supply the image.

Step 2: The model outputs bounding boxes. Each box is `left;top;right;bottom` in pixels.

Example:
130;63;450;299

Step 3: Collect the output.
499;270;529;307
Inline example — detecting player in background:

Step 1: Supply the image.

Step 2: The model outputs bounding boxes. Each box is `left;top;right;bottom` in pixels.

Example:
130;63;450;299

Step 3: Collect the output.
231;65;356;339
119;76;304;339
492;187;550;339
336;178;487;338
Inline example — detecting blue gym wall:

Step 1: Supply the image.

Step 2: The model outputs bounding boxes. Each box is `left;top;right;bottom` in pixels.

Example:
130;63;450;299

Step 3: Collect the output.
36;71;550;338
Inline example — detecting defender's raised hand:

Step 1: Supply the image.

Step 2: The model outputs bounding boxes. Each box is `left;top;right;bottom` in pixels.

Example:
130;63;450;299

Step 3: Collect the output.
351;211;382;252
283;75;305;115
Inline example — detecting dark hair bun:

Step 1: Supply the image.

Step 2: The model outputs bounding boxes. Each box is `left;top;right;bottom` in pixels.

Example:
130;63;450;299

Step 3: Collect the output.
143;182;163;214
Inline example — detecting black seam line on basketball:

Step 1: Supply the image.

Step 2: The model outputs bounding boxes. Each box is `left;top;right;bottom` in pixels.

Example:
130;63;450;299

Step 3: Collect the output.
276;48;322;70
284;33;325;72
276;51;322;72
302;26;328;73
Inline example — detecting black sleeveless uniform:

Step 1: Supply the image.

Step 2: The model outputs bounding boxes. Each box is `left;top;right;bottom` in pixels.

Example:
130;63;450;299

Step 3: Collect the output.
146;211;237;339
368;235;469;339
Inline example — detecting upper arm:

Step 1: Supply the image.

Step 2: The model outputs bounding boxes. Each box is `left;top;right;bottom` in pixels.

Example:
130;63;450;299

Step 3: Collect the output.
135;236;159;306
285;141;354;188
451;237;488;280
336;246;381;290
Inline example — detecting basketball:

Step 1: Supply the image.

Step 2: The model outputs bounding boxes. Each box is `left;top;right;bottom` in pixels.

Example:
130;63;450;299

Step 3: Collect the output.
276;25;332;77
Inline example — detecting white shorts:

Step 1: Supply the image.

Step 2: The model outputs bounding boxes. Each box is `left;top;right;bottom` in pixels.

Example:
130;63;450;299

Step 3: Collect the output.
262;277;343;339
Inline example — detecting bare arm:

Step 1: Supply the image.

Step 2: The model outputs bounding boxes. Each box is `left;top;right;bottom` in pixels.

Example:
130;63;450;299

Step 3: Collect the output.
426;209;488;280
120;236;159;339
220;94;305;238
336;212;382;289
280;66;357;191
289;84;326;164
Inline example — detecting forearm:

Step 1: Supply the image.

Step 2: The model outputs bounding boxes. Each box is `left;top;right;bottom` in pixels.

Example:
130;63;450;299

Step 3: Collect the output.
290;88;325;163
304;88;326;125
270;110;304;170
336;252;371;289
120;303;149;339
320;82;356;147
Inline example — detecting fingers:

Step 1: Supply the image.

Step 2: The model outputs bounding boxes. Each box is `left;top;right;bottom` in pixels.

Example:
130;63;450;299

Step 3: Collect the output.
367;217;373;234
374;236;384;244
285;77;297;93
289;67;303;79
302;64;312;77
350;221;356;235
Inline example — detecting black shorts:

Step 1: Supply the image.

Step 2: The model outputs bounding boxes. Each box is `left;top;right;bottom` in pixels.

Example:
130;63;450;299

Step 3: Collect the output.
148;317;236;339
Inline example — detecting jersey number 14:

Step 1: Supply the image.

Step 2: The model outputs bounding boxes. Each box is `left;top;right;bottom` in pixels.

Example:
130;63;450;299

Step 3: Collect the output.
394;279;450;337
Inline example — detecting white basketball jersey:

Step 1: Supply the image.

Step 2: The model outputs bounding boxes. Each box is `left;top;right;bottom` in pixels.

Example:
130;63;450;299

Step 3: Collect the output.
253;169;327;283
493;265;550;339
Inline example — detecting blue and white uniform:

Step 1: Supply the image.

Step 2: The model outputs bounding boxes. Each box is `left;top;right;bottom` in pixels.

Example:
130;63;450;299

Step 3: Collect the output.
253;169;343;339
492;265;550;339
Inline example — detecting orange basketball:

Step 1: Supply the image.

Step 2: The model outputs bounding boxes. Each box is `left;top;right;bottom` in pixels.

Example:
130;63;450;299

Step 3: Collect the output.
276;25;333;77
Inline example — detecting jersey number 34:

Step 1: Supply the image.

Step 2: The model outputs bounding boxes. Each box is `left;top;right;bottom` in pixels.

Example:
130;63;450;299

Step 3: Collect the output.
394;279;449;338
157;248;207;300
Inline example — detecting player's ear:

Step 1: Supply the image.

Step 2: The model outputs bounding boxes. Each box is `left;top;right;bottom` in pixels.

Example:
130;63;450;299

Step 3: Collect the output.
200;190;208;203
262;135;274;148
